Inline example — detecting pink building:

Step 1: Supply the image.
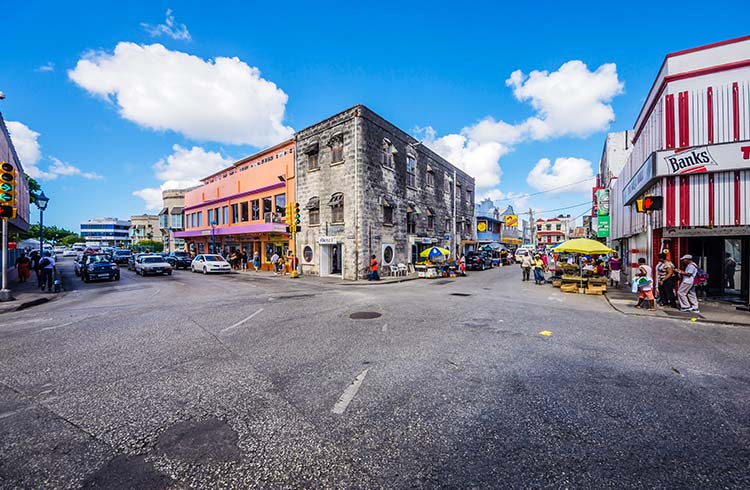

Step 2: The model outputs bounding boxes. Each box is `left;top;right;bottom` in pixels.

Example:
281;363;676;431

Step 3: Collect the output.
174;140;295;269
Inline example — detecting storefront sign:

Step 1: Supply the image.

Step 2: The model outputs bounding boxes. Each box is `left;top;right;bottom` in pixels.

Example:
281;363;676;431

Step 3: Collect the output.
656;140;750;176
623;155;655;204
444;234;451;241
663;226;750;237
421;237;434;244
477;221;487;232
597;215;610;237
200;230;212;236
596;189;610;216
271;223;288;233
318;236;338;244
504;215;518;227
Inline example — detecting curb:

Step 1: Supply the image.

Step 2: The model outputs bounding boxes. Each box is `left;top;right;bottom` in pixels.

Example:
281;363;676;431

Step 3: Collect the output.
603;292;750;328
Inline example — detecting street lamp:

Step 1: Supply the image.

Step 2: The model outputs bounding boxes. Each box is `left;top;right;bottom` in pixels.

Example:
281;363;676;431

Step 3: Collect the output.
36;191;49;258
210;220;217;254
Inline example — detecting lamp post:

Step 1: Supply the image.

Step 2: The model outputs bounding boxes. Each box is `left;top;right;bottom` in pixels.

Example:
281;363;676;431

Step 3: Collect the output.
36;191;50;258
210;220;217;254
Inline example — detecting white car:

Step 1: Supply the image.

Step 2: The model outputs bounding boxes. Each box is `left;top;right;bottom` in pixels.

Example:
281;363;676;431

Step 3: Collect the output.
62;249;78;257
191;254;231;274
514;248;531;263
135;254;173;276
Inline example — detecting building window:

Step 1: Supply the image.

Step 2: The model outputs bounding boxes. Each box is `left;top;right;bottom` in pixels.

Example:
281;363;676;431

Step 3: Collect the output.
537;224;542;231
251;200;259;221
223;206;228;225
330;193;344;223
406;155;416;188
308;151;319;171
426;208;434;230
330;134;344;163
171;214;183;229
263;197;273;221
445;218;451;233
444;173;451;193
208;209;215;225
159;213;168;228
546;224;551;231
196;211;203;227
383;205;393;225
466;190;472;207
382;138;394;168
456;184;462;203
231;204;239;223
275;194;286;217
240;202;249;222
307;196;320;226
406;211;416;234
303;245;313;263
426;167;434;187
556;224;561;230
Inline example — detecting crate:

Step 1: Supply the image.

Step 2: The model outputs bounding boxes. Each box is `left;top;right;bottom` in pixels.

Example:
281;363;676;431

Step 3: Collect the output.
560;283;578;294
552;280;562;288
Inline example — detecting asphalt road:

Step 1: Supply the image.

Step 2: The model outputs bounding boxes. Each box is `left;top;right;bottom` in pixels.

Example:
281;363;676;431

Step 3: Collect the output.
0;258;749;488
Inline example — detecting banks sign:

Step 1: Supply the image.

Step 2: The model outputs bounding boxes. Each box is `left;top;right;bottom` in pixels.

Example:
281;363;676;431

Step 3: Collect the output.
656;140;750;176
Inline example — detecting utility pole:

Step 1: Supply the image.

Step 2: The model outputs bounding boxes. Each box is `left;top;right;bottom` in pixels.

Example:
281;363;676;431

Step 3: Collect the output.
528;208;535;248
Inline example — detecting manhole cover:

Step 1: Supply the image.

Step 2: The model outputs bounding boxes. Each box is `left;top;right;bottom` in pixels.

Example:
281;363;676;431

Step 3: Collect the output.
349;311;382;320
450;293;471;297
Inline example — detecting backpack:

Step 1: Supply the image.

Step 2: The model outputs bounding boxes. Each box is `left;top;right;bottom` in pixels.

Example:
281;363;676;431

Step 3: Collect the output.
694;268;708;286
39;257;51;269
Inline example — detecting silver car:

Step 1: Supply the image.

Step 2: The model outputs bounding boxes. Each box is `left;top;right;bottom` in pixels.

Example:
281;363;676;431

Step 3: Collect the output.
135;255;173;276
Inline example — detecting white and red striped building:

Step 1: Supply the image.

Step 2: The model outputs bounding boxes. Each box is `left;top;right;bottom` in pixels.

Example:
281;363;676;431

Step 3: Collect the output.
608;35;750;301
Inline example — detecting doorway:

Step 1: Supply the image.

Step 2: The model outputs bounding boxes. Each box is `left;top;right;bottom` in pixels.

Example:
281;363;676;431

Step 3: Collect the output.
320;243;344;278
724;238;743;295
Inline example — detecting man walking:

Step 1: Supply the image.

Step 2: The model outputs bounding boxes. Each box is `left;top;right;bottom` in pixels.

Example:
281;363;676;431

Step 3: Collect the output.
39;251;56;292
724;253;737;289
609;253;621;288
520;253;532;281
677;254;700;313
369;254;380;281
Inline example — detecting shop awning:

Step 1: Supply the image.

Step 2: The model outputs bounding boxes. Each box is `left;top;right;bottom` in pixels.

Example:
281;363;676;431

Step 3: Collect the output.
329;193;344;205
306;196;320;209
380;195;396;207
158;208;168;215
487;242;505;250
304;142;319;154
170;207;183;215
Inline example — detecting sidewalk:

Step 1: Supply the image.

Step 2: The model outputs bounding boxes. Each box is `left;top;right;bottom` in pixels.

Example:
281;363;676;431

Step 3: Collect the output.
230;267;421;286
604;285;750;327
0;270;64;314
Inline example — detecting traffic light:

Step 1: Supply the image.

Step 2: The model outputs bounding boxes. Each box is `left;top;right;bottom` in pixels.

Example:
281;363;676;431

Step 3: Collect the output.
642;195;663;211
285;203;293;226
0;206;16;219
0;162;18;208
294;202;300;226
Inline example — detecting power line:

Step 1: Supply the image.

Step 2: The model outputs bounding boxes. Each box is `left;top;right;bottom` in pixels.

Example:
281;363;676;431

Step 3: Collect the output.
491;178;595;203
519;201;591;217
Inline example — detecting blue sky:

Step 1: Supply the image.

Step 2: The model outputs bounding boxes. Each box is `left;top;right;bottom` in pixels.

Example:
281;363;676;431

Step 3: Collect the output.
2;0;747;232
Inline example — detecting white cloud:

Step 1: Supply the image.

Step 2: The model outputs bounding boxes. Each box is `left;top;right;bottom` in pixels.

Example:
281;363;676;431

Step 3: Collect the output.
141;9;191;41
69;42;294;147
133;144;233;210
5;121;53;179
35;62;55;72
48;157;103;180
417;126;507;190
526;157;596;193
506;60;623;139
462;117;526;145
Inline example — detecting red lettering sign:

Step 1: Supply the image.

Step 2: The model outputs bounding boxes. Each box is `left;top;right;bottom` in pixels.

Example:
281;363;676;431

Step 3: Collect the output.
741;146;750;159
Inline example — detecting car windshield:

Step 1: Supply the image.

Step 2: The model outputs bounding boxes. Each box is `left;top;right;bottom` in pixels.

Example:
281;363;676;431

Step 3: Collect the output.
88;255;110;264
204;255;224;262
143;257;165;264
114;251;131;256
173;252;189;257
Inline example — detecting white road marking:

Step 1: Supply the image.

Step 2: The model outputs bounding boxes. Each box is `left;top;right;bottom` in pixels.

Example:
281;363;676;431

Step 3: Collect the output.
381;323;388;332
151;288;161;297
220;308;264;333
40;321;75;331
547;295;564;303
332;369;369;415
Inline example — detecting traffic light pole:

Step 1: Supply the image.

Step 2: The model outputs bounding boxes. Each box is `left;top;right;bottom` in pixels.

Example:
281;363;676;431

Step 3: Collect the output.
0;217;11;301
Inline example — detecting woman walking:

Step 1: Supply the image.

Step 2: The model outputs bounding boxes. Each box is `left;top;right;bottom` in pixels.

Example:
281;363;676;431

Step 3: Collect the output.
240;249;248;271
252;251;260;272
533;254;545;285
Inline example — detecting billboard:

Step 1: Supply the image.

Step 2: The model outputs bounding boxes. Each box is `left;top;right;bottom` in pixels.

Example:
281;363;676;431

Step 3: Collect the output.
597;215;610;237
596;189;610;216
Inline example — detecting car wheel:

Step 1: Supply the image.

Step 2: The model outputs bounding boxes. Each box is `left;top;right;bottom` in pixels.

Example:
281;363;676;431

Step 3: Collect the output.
191;266;195;273
115;274;120;281
203;267;208;275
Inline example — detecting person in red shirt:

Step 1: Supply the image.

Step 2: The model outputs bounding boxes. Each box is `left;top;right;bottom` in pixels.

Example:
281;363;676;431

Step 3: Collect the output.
369;255;380;281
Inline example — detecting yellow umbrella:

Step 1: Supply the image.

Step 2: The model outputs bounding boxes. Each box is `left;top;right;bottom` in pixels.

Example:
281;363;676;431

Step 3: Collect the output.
554;238;614;255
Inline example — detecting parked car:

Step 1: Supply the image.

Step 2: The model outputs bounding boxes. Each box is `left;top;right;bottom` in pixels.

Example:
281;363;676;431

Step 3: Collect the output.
53;246;65;254
514;247;532;264
74;254;86;276
62;248;77;257
190;254;231;274
465;251;493;271
81;254;120;283
128;253;145;271
166;251;192;270
135;255;172;276
112;249;133;266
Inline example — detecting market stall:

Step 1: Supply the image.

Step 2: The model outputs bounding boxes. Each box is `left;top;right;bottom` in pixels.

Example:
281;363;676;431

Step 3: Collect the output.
553;238;614;294
417;246;456;278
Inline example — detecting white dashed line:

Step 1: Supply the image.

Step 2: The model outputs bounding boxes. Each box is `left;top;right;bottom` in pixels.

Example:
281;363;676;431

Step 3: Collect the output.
40;321;75;332
220;308;264;333
381;323;388;333
151;288;161;297
332;369;369;415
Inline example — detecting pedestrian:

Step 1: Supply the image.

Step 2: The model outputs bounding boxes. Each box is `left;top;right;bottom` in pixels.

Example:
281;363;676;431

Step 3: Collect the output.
39;251;56;292
520;253;532;281
634;257;655;310
533;253;545;285
15;253;31;282
278;254;287;275
677;254;700;313
656;253;678;308
253;251;260;272
369;254;380;281
609;253;621;288
500;249;508;266
241;249;248;271
30;251;42;287
724;253;737;289
458;254;466;276
270;252;280;275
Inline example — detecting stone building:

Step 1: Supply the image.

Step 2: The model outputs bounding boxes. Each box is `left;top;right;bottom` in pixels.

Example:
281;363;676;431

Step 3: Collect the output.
129;214;162;247
159;188;191;252
295;105;475;280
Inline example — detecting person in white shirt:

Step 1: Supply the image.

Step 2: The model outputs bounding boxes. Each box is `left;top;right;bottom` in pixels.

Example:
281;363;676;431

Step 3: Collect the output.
677;254;700;313
39;251;56;292
635;257;655;310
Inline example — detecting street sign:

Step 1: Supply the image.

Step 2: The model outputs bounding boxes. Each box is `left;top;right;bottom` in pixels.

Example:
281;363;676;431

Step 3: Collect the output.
597;215;610;237
504;215;518;227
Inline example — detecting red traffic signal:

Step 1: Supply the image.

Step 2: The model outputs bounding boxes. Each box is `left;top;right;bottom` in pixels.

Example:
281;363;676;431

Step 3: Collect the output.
642;196;663;211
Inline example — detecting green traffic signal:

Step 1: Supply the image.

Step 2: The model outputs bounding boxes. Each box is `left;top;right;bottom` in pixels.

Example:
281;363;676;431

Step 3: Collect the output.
0;182;12;192
0;193;12;202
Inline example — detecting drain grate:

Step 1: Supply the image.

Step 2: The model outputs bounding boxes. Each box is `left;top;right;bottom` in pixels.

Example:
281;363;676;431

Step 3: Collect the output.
450;293;472;297
349;311;382;320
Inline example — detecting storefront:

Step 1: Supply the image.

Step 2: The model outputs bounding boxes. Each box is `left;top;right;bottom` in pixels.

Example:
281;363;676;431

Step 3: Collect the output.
317;236;344;278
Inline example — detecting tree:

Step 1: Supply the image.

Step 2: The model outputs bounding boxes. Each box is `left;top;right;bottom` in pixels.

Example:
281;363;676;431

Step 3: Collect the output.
25;174;41;205
134;240;163;252
19;224;79;242
61;234;83;246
